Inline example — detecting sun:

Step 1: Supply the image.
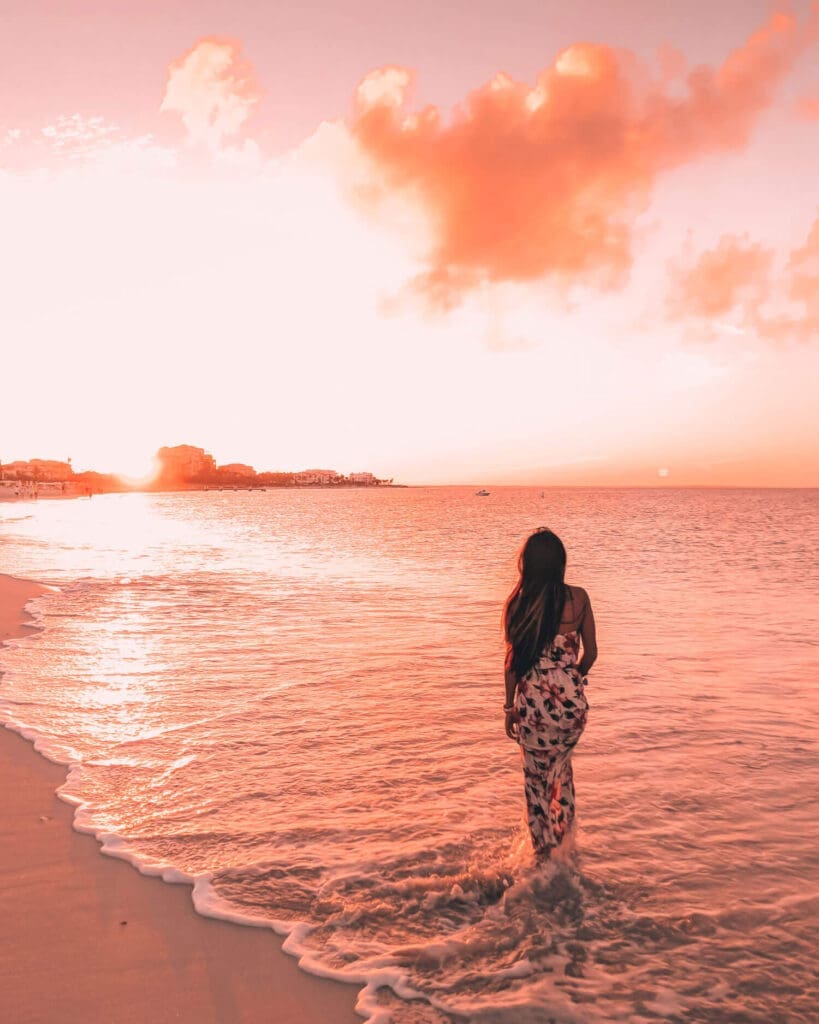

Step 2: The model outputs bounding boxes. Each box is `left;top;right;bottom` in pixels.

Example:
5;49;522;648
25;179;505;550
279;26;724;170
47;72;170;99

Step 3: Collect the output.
116;455;160;489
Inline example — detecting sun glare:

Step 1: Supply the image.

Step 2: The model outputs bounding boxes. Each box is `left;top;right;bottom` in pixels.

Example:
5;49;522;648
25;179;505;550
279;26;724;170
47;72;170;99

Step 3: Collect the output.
116;456;160;489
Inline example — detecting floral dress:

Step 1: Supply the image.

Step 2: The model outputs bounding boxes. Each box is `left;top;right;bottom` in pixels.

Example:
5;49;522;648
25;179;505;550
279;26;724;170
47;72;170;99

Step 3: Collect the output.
514;630;589;860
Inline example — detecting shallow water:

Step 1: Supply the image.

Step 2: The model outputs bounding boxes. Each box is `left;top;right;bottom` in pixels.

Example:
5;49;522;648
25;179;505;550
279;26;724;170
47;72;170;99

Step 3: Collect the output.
1;487;817;1022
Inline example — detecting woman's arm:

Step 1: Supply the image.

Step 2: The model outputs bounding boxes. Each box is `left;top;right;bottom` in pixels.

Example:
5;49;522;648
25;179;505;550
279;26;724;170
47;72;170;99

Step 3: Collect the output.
577;591;598;677
503;649;519;740
504;661;518;709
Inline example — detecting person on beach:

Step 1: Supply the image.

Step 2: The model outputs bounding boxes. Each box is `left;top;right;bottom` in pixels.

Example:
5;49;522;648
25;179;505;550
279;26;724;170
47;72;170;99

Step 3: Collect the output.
503;528;597;860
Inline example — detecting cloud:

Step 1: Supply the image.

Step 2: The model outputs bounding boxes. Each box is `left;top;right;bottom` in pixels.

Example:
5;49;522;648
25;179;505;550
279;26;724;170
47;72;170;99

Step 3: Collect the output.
3;39;260;173
765;214;819;341
666;216;819;343
160;38;261;151
796;88;819;119
1;115;164;173
345;8;819;309
41;113;120;151
33;114;133;165
666;234;774;320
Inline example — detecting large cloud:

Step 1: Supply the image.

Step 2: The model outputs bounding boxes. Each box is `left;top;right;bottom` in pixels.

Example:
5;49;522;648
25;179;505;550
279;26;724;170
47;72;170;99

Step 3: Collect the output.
346;8;819;308
160;38;260;151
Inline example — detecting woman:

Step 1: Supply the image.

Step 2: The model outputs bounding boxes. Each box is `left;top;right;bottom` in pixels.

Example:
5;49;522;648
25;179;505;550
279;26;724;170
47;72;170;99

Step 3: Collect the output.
503;528;597;860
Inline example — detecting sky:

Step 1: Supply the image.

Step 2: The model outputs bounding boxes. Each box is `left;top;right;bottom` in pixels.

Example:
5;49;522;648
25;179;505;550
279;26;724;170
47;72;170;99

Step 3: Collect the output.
1;0;818;486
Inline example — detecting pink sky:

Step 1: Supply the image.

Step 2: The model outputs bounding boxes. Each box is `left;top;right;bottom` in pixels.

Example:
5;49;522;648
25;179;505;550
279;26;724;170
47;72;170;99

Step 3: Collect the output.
1;1;818;485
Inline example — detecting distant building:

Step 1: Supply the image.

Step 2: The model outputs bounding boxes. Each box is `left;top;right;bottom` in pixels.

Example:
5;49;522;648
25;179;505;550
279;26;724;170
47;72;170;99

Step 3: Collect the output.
218;463;256;479
30;459;73;480
155;445;217;484
2;459;73;481
349;472;377;485
295;469;340;485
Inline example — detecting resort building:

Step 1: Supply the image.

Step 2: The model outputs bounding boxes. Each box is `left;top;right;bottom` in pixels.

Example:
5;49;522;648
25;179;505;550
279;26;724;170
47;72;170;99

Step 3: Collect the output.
1;459;73;480
155;445;217;484
218;463;256;478
349;472;378;485
294;469;340;485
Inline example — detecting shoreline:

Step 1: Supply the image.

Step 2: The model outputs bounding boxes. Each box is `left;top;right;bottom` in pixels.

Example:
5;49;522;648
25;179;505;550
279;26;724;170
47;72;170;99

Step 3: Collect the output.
0;573;361;1024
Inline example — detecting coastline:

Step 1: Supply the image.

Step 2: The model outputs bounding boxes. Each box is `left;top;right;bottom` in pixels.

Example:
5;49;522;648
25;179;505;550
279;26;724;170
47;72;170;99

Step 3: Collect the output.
0;573;361;1024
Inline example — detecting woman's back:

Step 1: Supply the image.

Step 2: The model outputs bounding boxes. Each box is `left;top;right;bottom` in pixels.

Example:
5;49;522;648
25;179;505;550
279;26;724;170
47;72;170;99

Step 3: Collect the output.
550;584;594;661
524;585;584;673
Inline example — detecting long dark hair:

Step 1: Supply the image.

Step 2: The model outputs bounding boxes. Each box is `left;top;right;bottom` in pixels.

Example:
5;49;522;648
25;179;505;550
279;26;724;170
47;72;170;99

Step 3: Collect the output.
503;528;568;680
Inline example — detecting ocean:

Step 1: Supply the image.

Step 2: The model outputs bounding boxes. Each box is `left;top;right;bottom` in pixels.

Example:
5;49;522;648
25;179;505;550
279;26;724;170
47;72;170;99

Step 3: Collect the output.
1;487;817;1023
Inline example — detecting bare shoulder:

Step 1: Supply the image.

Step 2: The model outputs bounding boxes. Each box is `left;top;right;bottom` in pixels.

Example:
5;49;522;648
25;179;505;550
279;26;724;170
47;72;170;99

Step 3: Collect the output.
566;583;588;604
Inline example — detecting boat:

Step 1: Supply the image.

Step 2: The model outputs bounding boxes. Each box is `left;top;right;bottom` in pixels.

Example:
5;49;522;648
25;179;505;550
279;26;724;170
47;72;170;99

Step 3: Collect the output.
475;489;490;496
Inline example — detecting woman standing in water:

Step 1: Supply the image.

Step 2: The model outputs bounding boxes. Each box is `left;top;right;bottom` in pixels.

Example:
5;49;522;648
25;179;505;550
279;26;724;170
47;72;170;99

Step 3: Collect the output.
503;528;597;860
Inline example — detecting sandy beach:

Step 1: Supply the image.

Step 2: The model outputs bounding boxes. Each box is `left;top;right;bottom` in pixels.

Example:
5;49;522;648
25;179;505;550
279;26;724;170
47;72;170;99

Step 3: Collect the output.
0;574;360;1024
